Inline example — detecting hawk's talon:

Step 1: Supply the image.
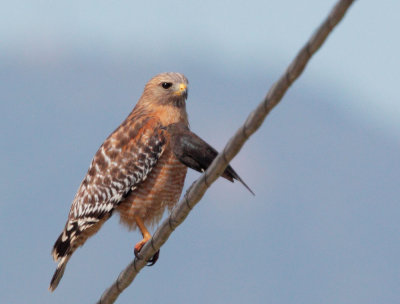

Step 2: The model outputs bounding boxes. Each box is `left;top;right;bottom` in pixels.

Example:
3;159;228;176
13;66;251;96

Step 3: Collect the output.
146;250;159;266
134;245;142;260
134;240;160;266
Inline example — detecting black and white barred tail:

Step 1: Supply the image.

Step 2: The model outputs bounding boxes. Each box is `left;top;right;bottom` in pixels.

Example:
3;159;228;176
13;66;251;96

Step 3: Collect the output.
49;218;103;291
49;255;70;292
49;220;79;291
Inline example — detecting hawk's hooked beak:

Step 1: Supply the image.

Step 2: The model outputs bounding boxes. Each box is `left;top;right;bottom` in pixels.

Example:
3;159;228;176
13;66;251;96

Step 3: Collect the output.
174;83;187;96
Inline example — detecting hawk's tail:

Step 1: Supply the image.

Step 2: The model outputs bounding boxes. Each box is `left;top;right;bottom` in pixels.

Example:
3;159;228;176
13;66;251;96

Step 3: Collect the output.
49;218;105;291
49;255;70;292
49;222;78;292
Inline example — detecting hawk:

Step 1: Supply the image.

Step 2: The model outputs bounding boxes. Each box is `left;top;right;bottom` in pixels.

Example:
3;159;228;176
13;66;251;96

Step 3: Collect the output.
49;72;253;291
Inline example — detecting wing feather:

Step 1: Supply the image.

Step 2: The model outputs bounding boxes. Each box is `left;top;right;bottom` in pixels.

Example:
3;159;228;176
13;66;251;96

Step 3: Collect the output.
167;122;254;195
52;117;166;262
70;117;166;221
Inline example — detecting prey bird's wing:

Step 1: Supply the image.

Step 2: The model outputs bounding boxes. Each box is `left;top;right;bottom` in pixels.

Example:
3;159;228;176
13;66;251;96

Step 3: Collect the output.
167;123;254;195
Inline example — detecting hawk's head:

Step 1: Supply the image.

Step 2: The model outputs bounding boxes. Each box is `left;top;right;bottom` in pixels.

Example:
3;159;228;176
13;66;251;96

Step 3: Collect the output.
141;72;188;108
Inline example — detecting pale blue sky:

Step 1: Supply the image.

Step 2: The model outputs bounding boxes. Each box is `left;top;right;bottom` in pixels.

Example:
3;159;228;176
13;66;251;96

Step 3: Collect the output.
2;1;399;135
1;1;399;303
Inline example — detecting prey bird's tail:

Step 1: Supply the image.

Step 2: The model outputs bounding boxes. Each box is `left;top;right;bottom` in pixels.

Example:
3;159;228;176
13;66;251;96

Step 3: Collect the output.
222;164;255;196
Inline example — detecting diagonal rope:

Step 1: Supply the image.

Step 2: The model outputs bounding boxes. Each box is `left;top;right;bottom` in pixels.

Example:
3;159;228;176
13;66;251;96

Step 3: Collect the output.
97;0;356;303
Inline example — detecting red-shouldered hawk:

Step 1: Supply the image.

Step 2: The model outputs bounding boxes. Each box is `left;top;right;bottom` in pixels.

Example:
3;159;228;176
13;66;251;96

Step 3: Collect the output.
49;72;253;291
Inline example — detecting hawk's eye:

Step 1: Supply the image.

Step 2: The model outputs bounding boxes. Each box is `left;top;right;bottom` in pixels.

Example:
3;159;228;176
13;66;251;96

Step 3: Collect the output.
161;82;172;89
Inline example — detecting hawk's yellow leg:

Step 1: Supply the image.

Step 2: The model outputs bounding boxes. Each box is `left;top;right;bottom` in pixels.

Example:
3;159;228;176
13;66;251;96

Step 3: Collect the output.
133;215;159;266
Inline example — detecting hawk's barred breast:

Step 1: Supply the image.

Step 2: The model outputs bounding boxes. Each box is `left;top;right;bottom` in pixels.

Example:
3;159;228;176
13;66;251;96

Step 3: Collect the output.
117;138;188;229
